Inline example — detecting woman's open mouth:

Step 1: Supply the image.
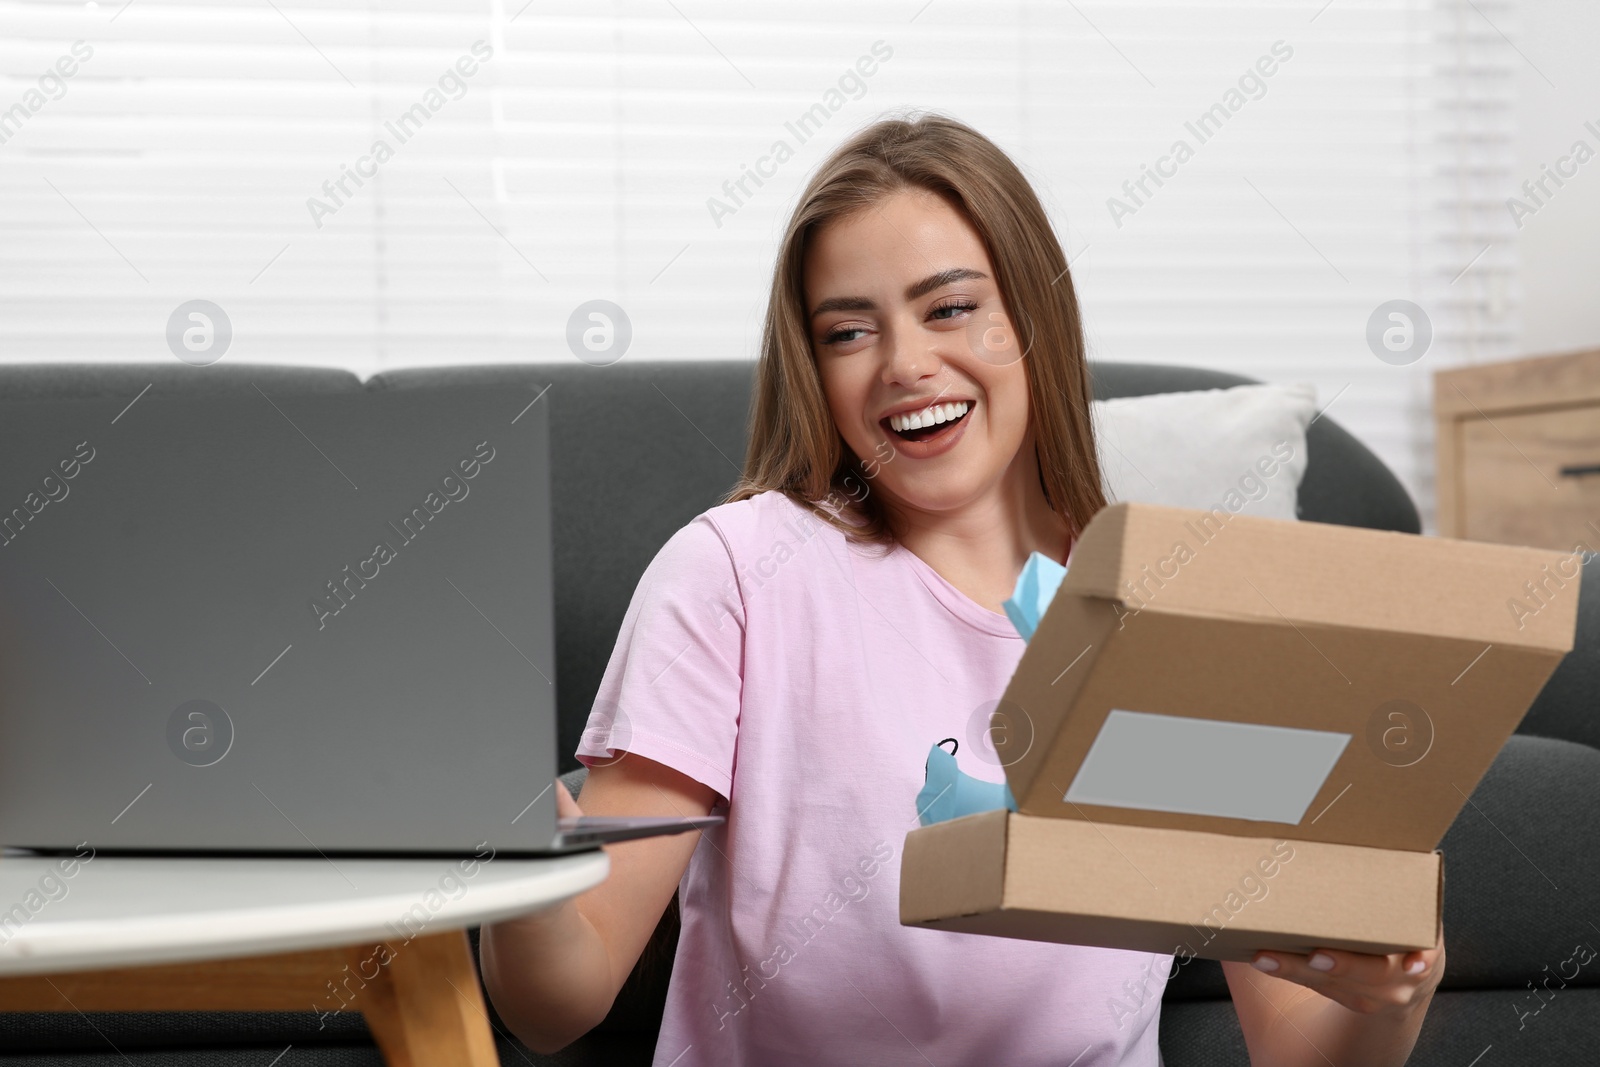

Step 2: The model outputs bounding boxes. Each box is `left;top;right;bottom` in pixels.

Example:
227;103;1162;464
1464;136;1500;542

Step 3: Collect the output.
882;400;971;443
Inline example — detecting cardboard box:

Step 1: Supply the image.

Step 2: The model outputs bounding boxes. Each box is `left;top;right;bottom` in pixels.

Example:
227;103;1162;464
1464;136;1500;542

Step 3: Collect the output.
901;503;1581;961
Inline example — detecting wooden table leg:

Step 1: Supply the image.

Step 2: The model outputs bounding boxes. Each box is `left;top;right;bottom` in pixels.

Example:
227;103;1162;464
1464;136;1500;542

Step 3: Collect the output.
360;929;501;1067
0;929;501;1067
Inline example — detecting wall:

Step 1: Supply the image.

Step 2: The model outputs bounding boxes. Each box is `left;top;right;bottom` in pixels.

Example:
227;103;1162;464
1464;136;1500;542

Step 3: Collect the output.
1513;0;1600;357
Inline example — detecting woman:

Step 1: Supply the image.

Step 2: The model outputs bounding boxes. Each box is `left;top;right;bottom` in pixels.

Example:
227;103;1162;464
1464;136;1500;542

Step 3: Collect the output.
480;113;1444;1066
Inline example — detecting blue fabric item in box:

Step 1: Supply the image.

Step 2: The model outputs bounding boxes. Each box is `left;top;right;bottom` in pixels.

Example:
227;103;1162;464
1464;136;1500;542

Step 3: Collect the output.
915;551;1067;826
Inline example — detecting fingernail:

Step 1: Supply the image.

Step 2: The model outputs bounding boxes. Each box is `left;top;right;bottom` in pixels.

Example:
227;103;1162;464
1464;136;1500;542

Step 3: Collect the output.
1407;959;1426;975
1253;955;1279;973
1309;953;1335;972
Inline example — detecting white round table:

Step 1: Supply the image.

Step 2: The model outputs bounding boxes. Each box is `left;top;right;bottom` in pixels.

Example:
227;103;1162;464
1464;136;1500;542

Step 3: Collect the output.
0;848;610;1065
0;848;608;975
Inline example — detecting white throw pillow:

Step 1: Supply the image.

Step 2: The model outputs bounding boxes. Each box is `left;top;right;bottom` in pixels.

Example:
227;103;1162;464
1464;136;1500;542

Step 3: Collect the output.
1091;382;1318;522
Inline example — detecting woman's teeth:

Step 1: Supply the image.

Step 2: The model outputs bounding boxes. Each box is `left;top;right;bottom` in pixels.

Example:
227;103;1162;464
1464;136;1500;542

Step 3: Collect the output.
887;400;970;434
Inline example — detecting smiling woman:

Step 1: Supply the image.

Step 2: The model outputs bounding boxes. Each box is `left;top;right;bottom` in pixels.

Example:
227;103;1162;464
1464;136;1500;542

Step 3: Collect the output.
481;114;1443;1067
730;116;1105;566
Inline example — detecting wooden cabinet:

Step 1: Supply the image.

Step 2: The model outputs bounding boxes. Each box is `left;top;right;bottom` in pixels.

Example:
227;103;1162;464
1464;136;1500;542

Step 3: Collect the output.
1434;349;1600;551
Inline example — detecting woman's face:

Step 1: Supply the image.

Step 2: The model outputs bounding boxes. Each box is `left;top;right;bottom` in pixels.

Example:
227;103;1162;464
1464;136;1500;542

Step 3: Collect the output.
805;187;1034;520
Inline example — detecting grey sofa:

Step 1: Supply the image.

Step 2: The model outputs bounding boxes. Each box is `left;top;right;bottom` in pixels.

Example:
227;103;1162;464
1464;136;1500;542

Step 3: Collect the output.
1;360;1595;1066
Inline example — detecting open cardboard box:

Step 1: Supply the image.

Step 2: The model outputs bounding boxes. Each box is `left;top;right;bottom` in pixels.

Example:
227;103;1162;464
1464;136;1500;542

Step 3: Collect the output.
900;503;1582;962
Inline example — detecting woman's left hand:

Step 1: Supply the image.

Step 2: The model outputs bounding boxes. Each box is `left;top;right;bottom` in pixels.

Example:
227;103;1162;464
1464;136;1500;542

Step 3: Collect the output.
1248;929;1446;1017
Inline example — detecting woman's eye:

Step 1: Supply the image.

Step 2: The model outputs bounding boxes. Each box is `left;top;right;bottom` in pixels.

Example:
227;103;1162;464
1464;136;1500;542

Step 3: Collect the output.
929;299;978;322
824;326;868;345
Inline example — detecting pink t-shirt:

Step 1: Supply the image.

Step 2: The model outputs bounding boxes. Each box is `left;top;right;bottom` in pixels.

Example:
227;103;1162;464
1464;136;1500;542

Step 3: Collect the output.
577;489;1171;1066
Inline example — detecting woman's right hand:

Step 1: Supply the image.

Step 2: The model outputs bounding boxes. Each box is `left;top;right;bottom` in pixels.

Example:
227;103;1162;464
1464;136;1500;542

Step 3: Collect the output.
505;779;587;933
478;756;717;1054
554;776;584;819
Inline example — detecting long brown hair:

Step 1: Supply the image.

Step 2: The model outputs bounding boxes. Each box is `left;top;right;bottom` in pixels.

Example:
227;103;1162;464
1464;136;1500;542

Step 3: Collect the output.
726;112;1106;546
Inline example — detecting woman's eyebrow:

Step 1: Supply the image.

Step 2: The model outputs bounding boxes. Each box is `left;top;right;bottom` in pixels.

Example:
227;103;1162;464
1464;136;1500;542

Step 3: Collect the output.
905;266;987;301
809;267;989;320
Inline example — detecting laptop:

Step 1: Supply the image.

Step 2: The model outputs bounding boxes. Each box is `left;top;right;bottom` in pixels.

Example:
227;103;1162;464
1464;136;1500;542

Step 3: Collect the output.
0;382;719;857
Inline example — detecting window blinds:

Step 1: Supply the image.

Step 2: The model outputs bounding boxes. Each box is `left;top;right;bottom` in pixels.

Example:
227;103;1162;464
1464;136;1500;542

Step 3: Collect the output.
0;0;1516;529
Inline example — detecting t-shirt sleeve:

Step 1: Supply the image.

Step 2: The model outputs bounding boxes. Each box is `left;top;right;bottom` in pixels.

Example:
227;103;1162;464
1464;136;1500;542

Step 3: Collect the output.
574;514;743;802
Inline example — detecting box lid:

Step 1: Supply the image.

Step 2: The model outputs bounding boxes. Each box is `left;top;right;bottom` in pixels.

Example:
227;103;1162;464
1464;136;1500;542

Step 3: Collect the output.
1062;502;1579;651
994;503;1580;852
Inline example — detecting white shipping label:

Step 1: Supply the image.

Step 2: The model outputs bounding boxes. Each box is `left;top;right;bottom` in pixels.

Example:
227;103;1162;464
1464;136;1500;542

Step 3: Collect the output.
1063;709;1351;824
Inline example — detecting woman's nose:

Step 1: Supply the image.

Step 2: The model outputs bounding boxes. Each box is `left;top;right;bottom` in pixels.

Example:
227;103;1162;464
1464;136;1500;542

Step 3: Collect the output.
879;321;942;387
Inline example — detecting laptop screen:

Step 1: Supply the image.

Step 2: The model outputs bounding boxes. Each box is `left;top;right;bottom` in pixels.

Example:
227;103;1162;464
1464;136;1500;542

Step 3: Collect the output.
0;383;559;856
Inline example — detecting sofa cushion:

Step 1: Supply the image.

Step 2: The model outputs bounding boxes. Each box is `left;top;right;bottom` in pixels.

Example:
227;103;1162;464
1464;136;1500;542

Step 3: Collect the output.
1434;733;1600;988
0;362;362;399
1093;382;1317;522
1160;989;1600;1067
1518;552;1600;752
1156;998;1248;1065
0;1008;369;1054
1089;362;1420;534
